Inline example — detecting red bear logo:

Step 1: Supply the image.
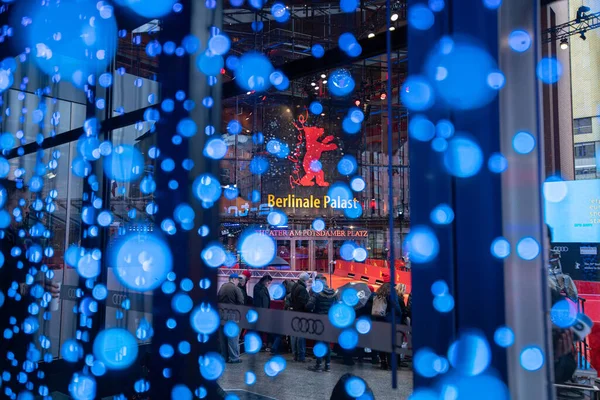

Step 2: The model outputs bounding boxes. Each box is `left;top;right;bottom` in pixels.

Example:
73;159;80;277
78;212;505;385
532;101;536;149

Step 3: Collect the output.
299;126;337;186
289;113;338;188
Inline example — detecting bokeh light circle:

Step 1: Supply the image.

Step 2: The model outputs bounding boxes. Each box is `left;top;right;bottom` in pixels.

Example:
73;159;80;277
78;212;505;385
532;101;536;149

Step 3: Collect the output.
111;234;172;291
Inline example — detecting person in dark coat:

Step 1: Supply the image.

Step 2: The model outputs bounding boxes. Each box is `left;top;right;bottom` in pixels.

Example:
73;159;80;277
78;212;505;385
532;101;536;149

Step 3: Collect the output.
253;274;272;309
252;274;273;351
356;285;380;365
217;274;244;363
290;272;310;362
307;274;337;372
375;273;405;370
238;270;252;305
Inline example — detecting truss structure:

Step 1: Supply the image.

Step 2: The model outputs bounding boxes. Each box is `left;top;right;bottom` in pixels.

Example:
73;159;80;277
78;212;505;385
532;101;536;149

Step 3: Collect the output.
542;10;600;43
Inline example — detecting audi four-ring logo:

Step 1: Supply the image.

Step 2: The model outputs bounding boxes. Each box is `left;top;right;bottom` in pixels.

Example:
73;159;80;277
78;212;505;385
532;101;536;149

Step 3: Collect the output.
67;288;77;299
552;246;569;252
219;308;241;322
291;317;325;335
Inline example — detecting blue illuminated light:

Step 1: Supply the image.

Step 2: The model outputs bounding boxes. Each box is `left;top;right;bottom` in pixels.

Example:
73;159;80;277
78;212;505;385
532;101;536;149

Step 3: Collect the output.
329;303;356;328
313;342;328;357
550;299;577;328
193;174;222;203
430;204;454;225
508;30;531;52
401;76;434;111
93;328;138;370
429;0;445;12
104;145;144;182
338;156;358;175
338;329;359;350
414;348;440;378
244;332;262;353
311;44;325;58
543;176;568;203
537;57;563;84
111;234;172;291
483;0;502;9
271;2;290;22
171;385;192;400
433;294;454;313
487;71;506;89
313;218;326;231
172;293;193;314
208;34;231;56
520;346;544;371
404;225;439;264
234;53;274;92
494;326;515;348
264;355;287;377
345;377;366;398
245;371;256;385
69;373;96;400
309;101;323;115
409;115;436;142
269;282;286;300
239;232;276;268
199;353;225;380
488;153;508;173
447;332;491;376
431;280;449;296
409;4;435;30
190;305;220;335
328;69;355;97
224;321;240;338
340;0;358;12
490;237;511;259
443;136;483;178
355;317;371;335
512;131;536;154
516;237;540;261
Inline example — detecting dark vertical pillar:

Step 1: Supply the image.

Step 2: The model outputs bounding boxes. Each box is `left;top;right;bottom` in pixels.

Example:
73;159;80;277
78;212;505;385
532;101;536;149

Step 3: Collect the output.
152;1;222;398
408;0;551;397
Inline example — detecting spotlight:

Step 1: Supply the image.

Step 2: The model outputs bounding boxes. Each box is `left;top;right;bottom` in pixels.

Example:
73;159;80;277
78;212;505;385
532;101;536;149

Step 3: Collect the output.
314;86;319;90
391;13;399;21
311;82;316;86
368;32;375;38
322;80;327;84
389;26;396;31
321;74;326;79
380;92;387;100
581;31;587;40
560;38;569;49
286;109;291;113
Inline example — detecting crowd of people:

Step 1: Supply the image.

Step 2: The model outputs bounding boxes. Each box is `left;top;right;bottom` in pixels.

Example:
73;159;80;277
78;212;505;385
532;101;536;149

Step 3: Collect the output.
217;270;411;372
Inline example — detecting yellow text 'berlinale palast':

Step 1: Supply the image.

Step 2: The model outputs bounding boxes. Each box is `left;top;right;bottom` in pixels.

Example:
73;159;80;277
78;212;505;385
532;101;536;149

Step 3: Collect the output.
267;194;359;209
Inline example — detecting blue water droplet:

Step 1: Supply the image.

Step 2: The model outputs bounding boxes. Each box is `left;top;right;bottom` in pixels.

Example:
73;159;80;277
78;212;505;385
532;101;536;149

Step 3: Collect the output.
409;4;434;30
93;328;138;370
537;57;562;84
405;225;439;263
494;326;515;348
520;346;544;371
239;232;275;268
199;353;225;380
190;305;220;335
516;237;539;261
401;76;434;111
443;136;483;178
512;131;536;154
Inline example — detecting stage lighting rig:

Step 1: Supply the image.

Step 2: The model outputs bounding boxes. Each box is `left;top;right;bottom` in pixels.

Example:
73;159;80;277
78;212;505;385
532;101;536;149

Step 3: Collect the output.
543;7;600;43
